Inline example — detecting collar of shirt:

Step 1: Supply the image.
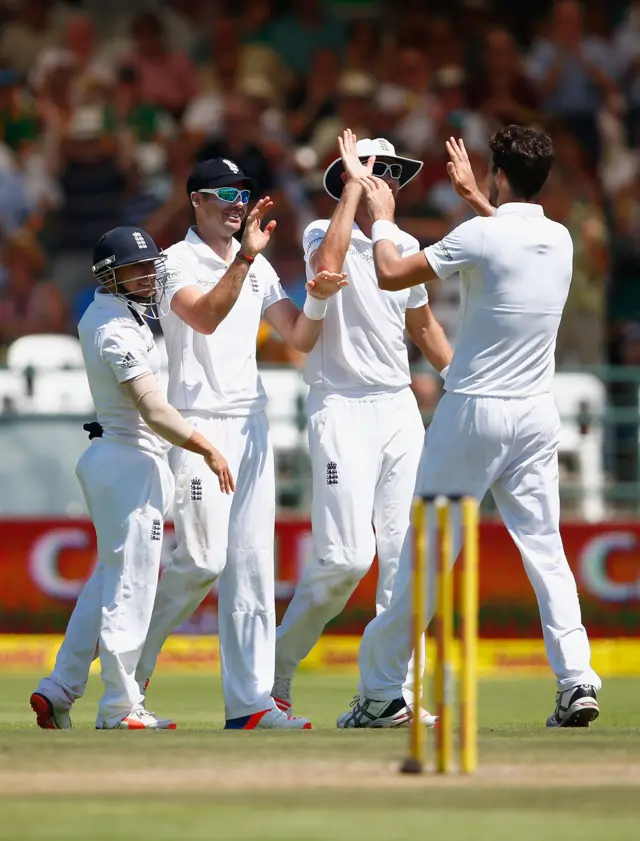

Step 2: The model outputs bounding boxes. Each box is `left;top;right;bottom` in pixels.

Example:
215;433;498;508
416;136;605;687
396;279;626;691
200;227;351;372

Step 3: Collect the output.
185;226;241;267
93;288;147;317
496;203;544;217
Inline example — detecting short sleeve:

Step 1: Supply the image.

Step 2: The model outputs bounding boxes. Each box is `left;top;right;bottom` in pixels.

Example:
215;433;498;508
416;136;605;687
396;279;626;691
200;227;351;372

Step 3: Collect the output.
302;219;330;262
162;248;198;305
397;233;420;258
99;323;153;384
423;217;486;280
407;284;429;308
258;256;289;315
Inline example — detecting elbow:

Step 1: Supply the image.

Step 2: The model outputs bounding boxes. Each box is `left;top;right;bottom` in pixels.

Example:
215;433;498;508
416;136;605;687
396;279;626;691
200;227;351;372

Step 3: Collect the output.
377;270;397;291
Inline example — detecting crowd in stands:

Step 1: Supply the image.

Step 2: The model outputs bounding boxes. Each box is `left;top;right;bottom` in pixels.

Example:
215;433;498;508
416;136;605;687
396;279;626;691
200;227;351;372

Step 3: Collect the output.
0;0;639;414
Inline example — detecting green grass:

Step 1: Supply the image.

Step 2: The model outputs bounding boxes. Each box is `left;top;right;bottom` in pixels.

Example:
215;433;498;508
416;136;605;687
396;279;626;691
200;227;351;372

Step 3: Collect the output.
0;672;639;840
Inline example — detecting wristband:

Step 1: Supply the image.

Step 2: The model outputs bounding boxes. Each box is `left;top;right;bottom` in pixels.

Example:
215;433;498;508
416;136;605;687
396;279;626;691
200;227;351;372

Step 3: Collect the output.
236;251;255;264
303;293;328;320
371;220;400;245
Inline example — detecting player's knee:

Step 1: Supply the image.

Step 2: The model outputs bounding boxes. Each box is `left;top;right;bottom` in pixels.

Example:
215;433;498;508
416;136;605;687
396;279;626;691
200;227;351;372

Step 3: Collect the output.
307;551;371;606
174;545;226;588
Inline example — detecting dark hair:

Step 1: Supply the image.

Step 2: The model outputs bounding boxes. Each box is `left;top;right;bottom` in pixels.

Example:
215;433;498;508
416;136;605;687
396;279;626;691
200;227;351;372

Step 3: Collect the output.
489;125;555;200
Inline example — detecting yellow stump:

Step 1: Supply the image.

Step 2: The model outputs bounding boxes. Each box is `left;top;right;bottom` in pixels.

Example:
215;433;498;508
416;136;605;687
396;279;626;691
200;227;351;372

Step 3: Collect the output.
400;498;427;775
460;497;479;774
435;499;454;774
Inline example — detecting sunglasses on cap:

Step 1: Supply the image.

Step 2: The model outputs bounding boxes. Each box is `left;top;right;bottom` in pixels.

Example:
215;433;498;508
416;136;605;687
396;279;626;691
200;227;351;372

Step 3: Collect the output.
371;162;403;180
201;187;251;204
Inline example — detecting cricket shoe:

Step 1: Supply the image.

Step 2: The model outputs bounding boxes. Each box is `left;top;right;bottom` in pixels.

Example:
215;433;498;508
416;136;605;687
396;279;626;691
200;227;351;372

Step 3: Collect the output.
271;677;292;714
546;684;599;728
407;703;438;728
224;707;311;730
30;692;72;730
337;696;411;728
96;708;177;730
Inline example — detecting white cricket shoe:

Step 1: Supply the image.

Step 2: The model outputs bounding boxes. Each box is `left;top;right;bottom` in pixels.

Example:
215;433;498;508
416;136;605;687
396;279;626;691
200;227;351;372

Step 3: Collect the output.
546;684;599;728
337;696;411;728
97;708;177;730
225;707;311;730
30;692;72;730
408;704;439;728
271;677;292;714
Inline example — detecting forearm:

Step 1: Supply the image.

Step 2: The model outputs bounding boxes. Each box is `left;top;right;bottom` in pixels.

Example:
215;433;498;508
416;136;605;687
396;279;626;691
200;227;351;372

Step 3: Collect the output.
412;322;453;373
191;257;251;332
311;182;361;272
124;375;194;446
290;310;324;353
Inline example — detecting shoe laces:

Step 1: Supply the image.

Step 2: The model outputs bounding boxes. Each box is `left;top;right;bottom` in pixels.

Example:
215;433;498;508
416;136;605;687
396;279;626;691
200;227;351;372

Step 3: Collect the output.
349;694;360;708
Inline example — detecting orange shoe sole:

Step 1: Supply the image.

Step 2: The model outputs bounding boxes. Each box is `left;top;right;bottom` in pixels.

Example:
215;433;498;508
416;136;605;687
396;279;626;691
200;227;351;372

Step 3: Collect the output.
30;692;58;729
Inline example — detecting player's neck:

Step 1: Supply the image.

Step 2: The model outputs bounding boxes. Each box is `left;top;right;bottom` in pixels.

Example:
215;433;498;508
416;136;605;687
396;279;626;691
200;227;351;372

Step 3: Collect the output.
195;226;235;263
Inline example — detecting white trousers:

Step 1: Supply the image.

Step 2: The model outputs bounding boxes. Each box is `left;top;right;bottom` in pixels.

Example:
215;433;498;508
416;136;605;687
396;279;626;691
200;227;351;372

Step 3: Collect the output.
276;387;426;701
37;440;174;726
359;391;602;700
136;411;276;720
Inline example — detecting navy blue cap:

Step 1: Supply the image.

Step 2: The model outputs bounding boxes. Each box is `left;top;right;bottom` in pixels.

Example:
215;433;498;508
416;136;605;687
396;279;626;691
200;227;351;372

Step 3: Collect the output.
186;158;257;196
92;226;162;276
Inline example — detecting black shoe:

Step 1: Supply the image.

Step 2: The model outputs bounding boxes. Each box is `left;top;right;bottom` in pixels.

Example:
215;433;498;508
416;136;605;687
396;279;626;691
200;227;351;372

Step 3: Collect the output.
546;684;599;728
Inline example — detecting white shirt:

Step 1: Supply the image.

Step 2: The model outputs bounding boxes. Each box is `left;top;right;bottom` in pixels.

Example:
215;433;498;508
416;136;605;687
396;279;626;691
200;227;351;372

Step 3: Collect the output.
302;219;429;392
160;227;288;416
78;290;169;455
424;203;573;398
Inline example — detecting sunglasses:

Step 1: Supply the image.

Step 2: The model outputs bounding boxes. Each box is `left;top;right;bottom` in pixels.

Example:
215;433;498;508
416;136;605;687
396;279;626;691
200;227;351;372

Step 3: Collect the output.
371;162;403;180
203;187;251;204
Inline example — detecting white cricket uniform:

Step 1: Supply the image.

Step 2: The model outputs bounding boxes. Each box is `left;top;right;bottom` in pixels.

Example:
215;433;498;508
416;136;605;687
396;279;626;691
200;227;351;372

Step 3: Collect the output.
136;227;288;720
358;202;602;699
275;219;428;701
37;290;174;727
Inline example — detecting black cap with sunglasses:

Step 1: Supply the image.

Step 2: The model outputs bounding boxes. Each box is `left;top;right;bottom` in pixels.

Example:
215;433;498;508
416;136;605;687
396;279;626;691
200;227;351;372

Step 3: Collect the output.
187;158;257;198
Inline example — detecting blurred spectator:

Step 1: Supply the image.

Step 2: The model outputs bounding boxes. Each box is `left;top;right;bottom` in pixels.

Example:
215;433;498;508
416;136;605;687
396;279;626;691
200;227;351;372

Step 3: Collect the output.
375;48;438;156
265;0;346;78
299;71;376;171
42;103;134;306
122;12;198;119
287;48;339;145
140;134;196;251
467;27;539;128
0;0;65;77
0;228;66;347
196;97;277;196
614;0;640;145
527;0;617;168
0;69;39;158
542;170;611;366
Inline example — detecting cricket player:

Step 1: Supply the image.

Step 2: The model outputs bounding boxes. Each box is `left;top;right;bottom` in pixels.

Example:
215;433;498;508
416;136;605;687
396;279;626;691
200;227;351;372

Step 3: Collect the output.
337;125;602;729
134;158;347;730
30;226;234;730
272;131;452;723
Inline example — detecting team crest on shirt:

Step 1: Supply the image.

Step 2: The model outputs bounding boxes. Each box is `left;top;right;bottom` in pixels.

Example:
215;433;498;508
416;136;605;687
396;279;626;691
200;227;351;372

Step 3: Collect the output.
191;478;203;501
150;519;162;541
326;461;339;486
249;271;259;294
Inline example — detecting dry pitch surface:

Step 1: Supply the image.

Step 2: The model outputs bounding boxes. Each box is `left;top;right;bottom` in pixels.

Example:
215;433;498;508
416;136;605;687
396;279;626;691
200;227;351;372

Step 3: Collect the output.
0;672;639;840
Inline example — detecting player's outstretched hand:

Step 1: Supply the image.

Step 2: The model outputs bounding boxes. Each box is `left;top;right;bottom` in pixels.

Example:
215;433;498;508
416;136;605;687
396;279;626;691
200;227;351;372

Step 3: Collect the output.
203;447;236;494
338;128;375;183
306;270;348;300
445;137;478;200
359;175;395;222
241;196;277;257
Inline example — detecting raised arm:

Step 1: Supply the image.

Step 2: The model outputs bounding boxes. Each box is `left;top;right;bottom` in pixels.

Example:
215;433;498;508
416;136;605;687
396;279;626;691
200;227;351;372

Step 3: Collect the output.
309;129;375;274
171;197;277;334
445;137;495;218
